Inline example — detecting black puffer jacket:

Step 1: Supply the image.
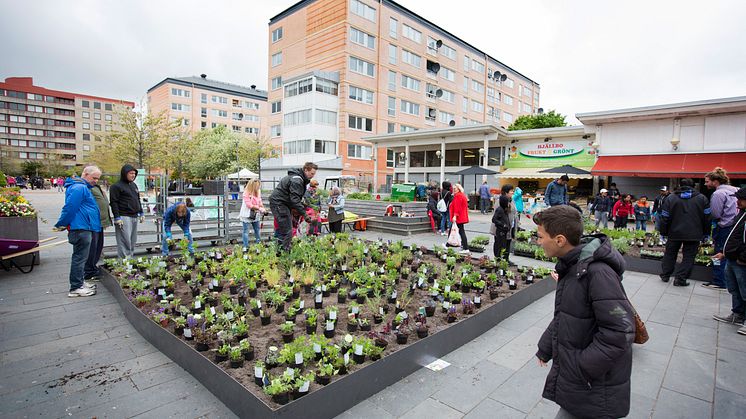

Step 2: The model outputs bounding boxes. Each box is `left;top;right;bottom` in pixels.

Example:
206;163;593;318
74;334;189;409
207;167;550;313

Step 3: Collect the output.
109;164;143;218
724;210;746;264
537;235;635;419
659;186;710;241
269;168;310;215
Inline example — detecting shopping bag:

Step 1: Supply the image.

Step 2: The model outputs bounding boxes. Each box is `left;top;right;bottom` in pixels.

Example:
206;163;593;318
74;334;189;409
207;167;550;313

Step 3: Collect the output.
296;218;308;239
447;224;461;247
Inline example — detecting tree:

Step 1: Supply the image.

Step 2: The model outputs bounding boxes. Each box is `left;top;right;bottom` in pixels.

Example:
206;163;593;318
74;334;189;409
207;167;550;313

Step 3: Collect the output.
21;161;45;177
163;124;200;179
507;110;567;131
44;154;66;177
188;127;272;179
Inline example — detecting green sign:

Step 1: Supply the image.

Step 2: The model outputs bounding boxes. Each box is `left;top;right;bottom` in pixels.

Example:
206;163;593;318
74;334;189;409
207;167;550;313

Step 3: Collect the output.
504;140;596;168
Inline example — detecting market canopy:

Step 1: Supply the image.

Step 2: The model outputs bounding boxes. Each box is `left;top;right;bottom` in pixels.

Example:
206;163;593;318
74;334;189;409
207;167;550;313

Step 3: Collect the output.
453;166;499;176
498;167;593;180
539;165;592;175
226;168;259;179
591;152;746;178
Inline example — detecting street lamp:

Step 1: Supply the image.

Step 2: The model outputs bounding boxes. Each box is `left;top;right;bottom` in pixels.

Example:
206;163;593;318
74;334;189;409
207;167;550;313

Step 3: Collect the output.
479;148;485;166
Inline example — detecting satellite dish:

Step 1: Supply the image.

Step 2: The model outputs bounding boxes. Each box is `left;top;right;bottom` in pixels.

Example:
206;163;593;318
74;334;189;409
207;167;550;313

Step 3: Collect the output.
500;74;507;82
537;108;544;114
493;71;500;80
436;39;443;48
435;89;443;98
200;73;207;79
431;63;441;73
428;108;436;118
449;120;456;127
238;113;244;119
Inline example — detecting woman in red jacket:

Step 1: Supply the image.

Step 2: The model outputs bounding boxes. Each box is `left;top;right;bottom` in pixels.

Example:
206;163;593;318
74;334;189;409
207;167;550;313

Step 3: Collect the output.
449;183;470;251
612;194;634;229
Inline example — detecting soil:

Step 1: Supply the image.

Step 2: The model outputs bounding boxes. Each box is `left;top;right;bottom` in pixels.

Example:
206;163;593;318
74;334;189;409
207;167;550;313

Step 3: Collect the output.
106;245;546;410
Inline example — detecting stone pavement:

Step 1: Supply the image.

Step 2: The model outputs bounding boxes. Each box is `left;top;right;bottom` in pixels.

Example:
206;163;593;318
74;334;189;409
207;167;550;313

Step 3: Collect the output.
1;190;743;418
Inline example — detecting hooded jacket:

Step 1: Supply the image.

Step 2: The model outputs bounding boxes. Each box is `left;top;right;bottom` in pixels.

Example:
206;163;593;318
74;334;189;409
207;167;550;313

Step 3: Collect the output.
545;180;568;206
269;168;310;215
55;177;101;232
109;164;143;218
724;209;746;263
163;203;191;235
591;195;612;213
513;187;524;213
659;186;711;241
537;235;635;419
633;200;651;221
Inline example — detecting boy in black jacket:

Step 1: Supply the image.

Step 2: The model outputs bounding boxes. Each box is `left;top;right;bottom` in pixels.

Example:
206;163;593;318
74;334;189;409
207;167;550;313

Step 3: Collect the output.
534;205;635;419
109;164;143;258
712;187;746;334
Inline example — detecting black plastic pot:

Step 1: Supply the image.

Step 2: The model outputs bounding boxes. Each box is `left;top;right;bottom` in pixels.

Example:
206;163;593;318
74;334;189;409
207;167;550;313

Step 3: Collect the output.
248;288;257;297
316;375;331;386
230;359;244;368
356;295;366;304
447;316;456;323
353;353;365;364
337;295;347;304
425;306;435;317
251;308;260;317
195;342;209;352
229;285;238;295
275;303;285;314
490;290;500;300
306;324;317;335
395;334;409;344
272;392;290;405
282;333;294;343
174;326;184;336
213;285;223;292
293;389;309;399
237;296;246;306
360;323;371;332
347;322;358;332
260;316;271;325
417;328;428;338
323;329;335;338
373;314;383;324
315;301;323;309
243;348;255;361
215;353;228;363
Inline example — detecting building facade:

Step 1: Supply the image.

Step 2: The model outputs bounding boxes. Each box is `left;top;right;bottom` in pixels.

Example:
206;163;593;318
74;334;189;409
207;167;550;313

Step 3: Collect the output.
0;76;134;172
147;75;267;137
266;0;540;191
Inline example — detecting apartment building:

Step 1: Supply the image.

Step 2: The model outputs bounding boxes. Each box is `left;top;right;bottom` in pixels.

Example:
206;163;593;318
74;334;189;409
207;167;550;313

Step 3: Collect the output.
0;76;134;171
147;75;268;138
266;0;540;190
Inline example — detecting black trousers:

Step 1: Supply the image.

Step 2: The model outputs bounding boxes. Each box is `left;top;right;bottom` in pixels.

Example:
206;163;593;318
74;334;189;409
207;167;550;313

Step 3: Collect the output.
270;203;293;251
329;220;343;233
661;240;699;280
457;222;468;249
493;233;508;260
614;215;629;229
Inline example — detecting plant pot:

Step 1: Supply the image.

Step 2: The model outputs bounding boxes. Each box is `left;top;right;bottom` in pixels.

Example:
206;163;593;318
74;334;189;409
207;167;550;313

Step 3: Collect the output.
417;328;429;338
353;353;365;364
248;288;257;297
306;324;317;335
374;338;388;348
242;348;255;361
291;289;300;299
260;316;271;326
271;392;290;405
191;288;200;297
282;333;294;343
373;314;383;324
275;303;285;314
174;326;184;336
195;342;209;352
293;389;309;400
490;290;500;300
159;319;169;327
323;329;335;338
360;323;371;332
215;353;228;363
356;295;366;304
395;334;409;344
315;375;331;386
425;306;435;317
235;332;248;341
254;376;264;386
347;322;358;332
250;308;260;317
237;295;246;306
303;284;313;294
213;285;223;292
322;289;331;298
337;295;347;304
230;359;244;368
447;316;456;323
314;301;323;309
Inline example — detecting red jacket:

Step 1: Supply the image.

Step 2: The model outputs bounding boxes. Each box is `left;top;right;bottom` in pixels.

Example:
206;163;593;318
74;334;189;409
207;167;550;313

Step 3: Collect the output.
613;200;633;217
449;191;469;224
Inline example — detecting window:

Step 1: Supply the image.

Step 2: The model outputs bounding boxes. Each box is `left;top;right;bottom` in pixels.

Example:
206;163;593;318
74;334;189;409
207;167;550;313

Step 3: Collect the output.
245;101;260;109
82;111;90;119
427;37;439;55
94;124;101;131
488;106;499;120
387;122;395;133
462;97;468;113
271;52;282;67
83;133;90;141
93;112;101;120
504;77;514;88
388;44;397;64
388;71;397;91
284;109;312;126
171;103;191;112
401;24;421;43
94;102;101;109
171;88;191;97
105;114;112;121
487;87;496;103
271;101;282;113
347;143;372;159
82;122;90;130
386;149;395;167
349;56;375;77
401;50;421;67
400;100;419;115
350;0;376;21
200;93;207;103
389;17;397;38
283;139;312;155
348;115;373;132
105;103;112;111
502;112;513;123
232;112;243;120
350;27;375;49
470;79;484;94
471;60;484;73
271;77;282;91
213;109;228;117
105;125;112;131
463;55;470;71
523;102;532;113
471;100;484;112
315;109;337;125
462;148;479;166
503;95;513;105
387;96;396;116
271;125;281;137
488;146;505;166
401;75;420;91
245;127;259;134
201;107;207;118
400;125;417;133
314;140;336;155
439;111;454;124
315;78;338;95
211;95;228;104
439;43;456;60
441;89;455;103
463;76;468;92
349;86;374;104
298;78;313;95
272;27;283;42
425;107;436;121
440;66;455;82
521;85;532;97
82;100;89;108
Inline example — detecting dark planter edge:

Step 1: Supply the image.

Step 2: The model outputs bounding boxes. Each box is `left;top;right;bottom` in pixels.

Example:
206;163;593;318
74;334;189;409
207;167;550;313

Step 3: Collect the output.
621;254;712;281
101;271;556;418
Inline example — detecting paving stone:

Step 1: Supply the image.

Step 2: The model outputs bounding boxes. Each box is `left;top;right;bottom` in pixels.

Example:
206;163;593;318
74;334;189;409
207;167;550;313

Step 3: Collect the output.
713;388;746;419
335;399;395;419
651;388;711;419
661;347;715;402
0;304;66;325
627;392;656;419
129;363;194;391
399;397;463;419
642;321;680;356
498;308;547;332
486;326;545;371
630;348;669;398
130;394;238;419
682;307;718;329
525;398;559;419
715;347;746;396
675;322;718;355
648;293;689;327
370;368;444;417
0;330;110;364
0;329;61;352
716;322;746;353
465;397;526;419
490;358;547;413
433;360;514;413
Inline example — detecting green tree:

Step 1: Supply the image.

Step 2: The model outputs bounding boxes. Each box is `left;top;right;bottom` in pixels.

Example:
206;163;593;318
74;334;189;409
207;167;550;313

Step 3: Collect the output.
507;110;567;131
44;154;66;177
21;161;45;177
188;127;273;179
163;123;200;179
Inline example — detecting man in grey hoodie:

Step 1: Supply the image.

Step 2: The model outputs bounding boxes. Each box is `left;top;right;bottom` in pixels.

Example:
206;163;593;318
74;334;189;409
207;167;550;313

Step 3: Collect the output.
109;164;143;258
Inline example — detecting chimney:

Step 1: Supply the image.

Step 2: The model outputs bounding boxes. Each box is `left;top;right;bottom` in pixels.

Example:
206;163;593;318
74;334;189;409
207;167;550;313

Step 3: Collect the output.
200;74;207;79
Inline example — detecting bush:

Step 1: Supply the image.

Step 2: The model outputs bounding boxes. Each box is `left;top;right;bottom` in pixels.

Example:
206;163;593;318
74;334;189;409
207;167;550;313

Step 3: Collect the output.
347;192;372;200
396;196;411;203
0;172;6;188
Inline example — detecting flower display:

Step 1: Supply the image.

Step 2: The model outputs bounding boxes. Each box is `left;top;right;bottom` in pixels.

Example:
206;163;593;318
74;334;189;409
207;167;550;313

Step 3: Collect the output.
0;188;36;217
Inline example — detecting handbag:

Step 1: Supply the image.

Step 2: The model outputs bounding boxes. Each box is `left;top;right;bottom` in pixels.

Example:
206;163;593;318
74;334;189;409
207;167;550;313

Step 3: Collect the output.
447;224;461;247
632;308;649;344
437;198;447;212
490;224;497;235
239;202;254;220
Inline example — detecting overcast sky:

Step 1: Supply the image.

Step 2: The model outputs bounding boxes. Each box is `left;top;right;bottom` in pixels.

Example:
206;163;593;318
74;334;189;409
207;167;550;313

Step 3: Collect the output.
1;0;745;124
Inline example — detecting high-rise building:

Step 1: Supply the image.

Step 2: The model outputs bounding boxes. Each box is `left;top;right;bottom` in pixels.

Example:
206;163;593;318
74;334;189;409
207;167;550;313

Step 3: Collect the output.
0;77;134;171
147;75;268;137
266;0;540;190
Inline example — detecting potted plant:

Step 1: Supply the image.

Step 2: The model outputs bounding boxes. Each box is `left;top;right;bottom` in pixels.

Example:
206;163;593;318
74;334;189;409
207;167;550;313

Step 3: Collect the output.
286;305;298;322
215;343;230;363
293;372;315;399
232;321;249;340
446;306;458;323
359;317;371;332
315;361;335;386
239;338;254;361
280;321;295;343
394;325;410;344
260;309;272;326
263;377;292;405
253;361;265;386
462;298;475;315
229;346;244;368
173;316;186;336
424;300;436;317
305;308;318;334
415;315;428;338
347;314;358;332
337;288;347;304
249;299;261;317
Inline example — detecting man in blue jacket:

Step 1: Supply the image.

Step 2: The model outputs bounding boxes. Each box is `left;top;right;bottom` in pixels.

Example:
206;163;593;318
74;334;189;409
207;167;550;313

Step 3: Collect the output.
479;181;491;214
544;175;569;207
161;202;193;256
54;166;102;297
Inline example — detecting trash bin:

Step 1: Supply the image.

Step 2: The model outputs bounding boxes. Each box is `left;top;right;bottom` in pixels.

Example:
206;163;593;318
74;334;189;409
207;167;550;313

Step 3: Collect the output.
391;183;416;201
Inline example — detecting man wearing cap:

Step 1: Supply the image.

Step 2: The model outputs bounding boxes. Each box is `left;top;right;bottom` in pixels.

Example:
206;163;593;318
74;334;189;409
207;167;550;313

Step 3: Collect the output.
702;168;739;290
590;188;612;229
652;186;670;245
712;187;746;334
545;175;569;207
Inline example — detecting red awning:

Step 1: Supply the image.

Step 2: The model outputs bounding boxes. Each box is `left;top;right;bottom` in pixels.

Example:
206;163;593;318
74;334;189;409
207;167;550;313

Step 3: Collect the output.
591;152;746;178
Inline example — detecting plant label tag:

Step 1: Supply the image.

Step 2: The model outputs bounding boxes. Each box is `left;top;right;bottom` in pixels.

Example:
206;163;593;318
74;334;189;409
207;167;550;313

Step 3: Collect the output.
254;366;263;378
411;283;416;290
315;294;322;303
462;269;467;276
401;311;408;319
256;300;262;308
295;352;303;365
183;328;192;338
379;307;384;315
243;254;248;260
145;269;150;276
158;289;165;296
181;265;187;270
433;280;439;289
211;279;219;287
352;306;359;314
158;261;167;268
418;277;424;287
354;344;363;356
419;307;426;315
380;267;385;274
285;367;294;378
499;269;504;276
326;321;335;331
321;284;327;292
216;252;223;260
528;275;533;282
444;301;451;309
423;268;427;275
194;301;201;309
369;272;375;278
344;352;350;365
391;290;397;299
126;264;133;271
329;310;337;320
445;285;451;293
300;380;310;392
299;301;305;309
289;276;295;284
313;343;322;353
474;296;481;303
210;307;216;315
509;280;516;286
226;311;234;320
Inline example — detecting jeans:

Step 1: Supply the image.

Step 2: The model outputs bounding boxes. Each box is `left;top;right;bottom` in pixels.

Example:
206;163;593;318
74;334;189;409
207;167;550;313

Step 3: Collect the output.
115;216;138;258
271;203;293;251
712;224;733;288
660;240;699;281
636;219;647;231
440;209;451;233
242;220;261;247
457;222;468;250
724;261;746;315
161;227;194;256
84;230;104;279
480;197;490;213
68;230;92;291
594;211;609;229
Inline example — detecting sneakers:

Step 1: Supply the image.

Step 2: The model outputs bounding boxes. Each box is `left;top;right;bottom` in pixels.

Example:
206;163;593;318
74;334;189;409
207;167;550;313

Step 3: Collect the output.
660;276;670;283
701;282;727;290
673;278;690;287
68;286;97;297
738;327;746;336
459;249;470;254
713;312;746;325
84;281;97;289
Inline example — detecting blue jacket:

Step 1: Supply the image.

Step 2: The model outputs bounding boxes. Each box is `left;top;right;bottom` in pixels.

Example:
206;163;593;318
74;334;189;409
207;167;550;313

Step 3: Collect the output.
56;177;101;232
545;180;568;206
479;184;491;199
513;187;524;212
163;204;191;234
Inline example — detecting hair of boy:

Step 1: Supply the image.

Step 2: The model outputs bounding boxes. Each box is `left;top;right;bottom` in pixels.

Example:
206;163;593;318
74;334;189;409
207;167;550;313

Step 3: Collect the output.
533;206;583;246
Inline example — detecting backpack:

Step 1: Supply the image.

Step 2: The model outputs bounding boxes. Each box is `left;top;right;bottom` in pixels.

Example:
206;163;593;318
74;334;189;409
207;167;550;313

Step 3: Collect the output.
437;198;447;212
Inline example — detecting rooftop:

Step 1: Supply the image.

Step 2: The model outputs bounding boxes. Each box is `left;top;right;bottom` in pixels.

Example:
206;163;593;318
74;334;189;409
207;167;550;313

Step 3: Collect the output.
576;96;746;123
147;76;268;101
1;77;135;107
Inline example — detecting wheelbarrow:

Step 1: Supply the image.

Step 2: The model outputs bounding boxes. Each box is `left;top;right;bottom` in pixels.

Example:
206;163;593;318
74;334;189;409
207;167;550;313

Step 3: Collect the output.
0;237;68;274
